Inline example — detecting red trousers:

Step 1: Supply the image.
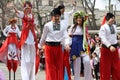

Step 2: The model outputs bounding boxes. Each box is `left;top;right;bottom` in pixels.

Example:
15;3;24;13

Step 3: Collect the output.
45;45;64;80
63;50;71;80
100;47;120;80
7;60;18;72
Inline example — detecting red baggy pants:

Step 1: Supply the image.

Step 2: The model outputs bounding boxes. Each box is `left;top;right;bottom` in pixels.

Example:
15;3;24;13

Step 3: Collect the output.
100;47;120;80
45;45;64;80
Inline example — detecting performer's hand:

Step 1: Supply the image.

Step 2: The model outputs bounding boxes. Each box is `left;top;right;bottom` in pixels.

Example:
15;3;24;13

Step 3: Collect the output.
37;49;40;55
39;48;44;55
65;44;71;53
7;2;14;7
118;52;120;59
110;46;116;52
39;46;45;53
72;1;77;7
7;34;10;37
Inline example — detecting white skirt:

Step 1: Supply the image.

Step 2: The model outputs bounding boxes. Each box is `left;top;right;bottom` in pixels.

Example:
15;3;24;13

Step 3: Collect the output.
21;43;36;63
8;44;19;60
21;43;36;80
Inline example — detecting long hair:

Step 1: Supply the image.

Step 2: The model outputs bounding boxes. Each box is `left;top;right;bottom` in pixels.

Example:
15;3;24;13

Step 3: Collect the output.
71;17;84;33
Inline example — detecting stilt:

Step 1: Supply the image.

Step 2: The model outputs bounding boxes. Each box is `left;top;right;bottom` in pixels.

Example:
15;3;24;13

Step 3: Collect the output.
14;72;15;80
9;70;11;80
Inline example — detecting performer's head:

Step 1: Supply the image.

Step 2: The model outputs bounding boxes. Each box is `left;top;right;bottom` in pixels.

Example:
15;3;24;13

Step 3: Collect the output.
106;12;115;25
51;8;61;23
57;4;65;14
73;11;86;27
23;1;32;14
101;12;115;25
9;18;17;25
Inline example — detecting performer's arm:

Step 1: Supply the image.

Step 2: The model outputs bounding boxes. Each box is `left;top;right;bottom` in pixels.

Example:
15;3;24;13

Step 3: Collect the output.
3;26;9;37
65;1;76;16
38;24;48;49
63;29;71;52
13;7;24;18
16;11;24;18
16;25;21;38
13;7;19;14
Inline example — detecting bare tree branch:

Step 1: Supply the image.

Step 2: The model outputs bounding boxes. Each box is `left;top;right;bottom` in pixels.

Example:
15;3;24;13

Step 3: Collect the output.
0;0;14;30
80;0;97;29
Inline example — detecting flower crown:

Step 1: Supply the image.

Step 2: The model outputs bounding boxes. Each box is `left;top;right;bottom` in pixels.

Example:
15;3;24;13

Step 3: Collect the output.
73;11;88;21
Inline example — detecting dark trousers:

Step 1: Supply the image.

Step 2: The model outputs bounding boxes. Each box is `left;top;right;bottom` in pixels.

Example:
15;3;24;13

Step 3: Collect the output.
94;62;99;80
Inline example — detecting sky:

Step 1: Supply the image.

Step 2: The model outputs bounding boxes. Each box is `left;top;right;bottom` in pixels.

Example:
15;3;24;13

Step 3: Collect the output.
95;0;120;10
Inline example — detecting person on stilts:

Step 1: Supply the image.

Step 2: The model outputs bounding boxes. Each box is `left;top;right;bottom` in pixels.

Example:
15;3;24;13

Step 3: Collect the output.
0;18;21;80
38;8;71;80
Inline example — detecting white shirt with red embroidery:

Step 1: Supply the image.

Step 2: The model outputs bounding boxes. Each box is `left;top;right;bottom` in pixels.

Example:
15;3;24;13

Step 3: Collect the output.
3;25;21;60
99;23;117;47
3;25;21;37
38;21;69;48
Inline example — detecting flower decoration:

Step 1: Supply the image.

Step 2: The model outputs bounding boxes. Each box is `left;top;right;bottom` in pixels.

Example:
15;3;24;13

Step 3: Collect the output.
73;11;88;21
73;11;88;24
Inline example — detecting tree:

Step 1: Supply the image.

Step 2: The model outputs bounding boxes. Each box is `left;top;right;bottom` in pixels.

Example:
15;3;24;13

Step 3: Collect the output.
0;0;14;30
33;0;60;33
109;0;111;12
34;0;43;34
33;0;53;34
81;0;98;30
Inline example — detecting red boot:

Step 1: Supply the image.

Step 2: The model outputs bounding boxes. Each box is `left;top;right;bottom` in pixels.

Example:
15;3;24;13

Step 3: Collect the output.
7;60;12;71
13;60;18;72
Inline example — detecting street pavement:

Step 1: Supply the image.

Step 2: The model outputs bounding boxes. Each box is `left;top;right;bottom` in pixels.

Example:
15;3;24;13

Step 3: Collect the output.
0;63;85;80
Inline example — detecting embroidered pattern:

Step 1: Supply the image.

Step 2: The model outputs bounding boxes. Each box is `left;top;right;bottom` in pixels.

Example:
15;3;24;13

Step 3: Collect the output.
109;25;115;34
53;23;60;31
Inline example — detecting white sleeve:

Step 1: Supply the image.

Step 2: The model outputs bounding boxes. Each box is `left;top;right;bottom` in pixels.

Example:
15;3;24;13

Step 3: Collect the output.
16;11;24;18
99;27;111;47
38;24;48;48
3;26;9;37
63;29;70;46
16;25;21;38
65;6;76;16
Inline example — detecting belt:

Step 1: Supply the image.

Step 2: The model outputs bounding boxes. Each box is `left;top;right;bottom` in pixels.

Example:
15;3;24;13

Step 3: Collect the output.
45;42;61;46
102;43;118;48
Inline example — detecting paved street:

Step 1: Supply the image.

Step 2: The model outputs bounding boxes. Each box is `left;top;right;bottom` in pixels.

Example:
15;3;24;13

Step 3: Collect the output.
0;63;45;80
0;63;85;80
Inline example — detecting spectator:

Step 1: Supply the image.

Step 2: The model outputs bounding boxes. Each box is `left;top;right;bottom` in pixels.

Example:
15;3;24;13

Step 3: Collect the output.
92;52;100;80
